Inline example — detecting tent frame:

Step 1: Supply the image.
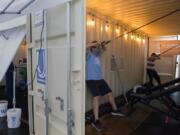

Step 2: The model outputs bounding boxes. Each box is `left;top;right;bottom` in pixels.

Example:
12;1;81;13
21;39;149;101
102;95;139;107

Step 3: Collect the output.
0;0;35;15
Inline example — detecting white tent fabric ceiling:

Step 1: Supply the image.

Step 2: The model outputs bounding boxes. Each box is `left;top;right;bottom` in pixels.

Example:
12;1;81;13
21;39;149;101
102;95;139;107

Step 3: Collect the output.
0;0;72;23
0;0;33;12
87;0;180;36
0;25;25;81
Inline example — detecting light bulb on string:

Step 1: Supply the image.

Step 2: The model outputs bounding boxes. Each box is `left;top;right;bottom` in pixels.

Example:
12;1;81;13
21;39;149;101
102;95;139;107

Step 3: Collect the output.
101;25;103;32
142;38;145;43
142;35;146;43
90;16;95;26
124;31;128;39
136;34;141;42
105;21;109;31
123;27;128;39
115;24;120;34
131;33;134;39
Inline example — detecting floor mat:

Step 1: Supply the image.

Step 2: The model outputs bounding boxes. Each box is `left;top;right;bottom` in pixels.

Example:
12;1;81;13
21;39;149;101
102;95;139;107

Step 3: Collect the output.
131;112;180;135
85;105;151;135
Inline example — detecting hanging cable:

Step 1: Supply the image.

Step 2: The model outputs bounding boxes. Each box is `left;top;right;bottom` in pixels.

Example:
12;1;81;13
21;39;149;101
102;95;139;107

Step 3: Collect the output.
159;44;180;56
115;8;180;40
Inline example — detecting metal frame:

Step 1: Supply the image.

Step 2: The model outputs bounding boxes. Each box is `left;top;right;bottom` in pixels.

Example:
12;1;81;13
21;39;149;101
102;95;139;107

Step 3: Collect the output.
0;31;9;40
0;0;35;15
43;9;50;135
66;1;73;135
128;79;180;122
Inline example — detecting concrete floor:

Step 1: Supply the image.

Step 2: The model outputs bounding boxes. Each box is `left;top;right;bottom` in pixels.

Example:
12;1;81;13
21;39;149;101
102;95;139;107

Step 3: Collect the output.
0;87;29;135
85;105;151;135
85;105;180;135
1;87;180;135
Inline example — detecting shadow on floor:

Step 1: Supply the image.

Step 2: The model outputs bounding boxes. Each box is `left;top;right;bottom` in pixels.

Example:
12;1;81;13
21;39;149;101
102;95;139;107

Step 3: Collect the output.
131;112;180;135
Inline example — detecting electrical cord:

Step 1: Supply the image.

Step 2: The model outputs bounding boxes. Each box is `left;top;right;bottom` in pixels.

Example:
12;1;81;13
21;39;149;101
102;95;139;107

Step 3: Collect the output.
26;10;45;87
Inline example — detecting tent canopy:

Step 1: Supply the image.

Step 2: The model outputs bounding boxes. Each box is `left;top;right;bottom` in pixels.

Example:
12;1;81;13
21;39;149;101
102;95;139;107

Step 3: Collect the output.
0;0;71;23
0;25;26;82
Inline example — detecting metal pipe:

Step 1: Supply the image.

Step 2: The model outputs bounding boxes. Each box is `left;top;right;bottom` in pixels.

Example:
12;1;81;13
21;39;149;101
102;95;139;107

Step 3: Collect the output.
0;0;15;13
0;32;9;40
143;37;148;83
29;13;35;134
66;2;73;135
13;70;16;109
18;0;35;14
0;11;19;15
43;9;49;135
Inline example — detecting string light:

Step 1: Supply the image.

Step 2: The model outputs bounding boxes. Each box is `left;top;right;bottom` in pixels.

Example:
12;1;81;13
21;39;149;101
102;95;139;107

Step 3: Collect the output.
87;13;95;27
131;33;134;39
142;35;146;43
101;25;103;32
105;21;109;31
87;12;146;41
87;19;91;26
90;15;95;26
142;39;145;43
136;35;141;42
115;24;120;34
124;31;128;39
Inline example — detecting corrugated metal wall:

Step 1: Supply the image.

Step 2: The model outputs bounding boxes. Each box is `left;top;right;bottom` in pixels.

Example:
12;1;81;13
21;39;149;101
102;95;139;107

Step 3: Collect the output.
86;13;146;111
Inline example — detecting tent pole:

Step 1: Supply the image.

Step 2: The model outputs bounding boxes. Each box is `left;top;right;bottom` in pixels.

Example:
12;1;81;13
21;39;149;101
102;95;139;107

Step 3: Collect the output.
43;9;50;135
13;68;16;109
67;1;73;135
0;0;15;14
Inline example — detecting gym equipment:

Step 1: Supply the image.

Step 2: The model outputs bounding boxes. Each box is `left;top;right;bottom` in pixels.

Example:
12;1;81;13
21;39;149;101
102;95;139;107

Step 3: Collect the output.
127;78;180;121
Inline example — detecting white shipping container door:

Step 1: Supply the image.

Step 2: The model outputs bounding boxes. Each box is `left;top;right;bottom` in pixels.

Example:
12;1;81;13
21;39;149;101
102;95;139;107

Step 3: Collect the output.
28;1;85;135
155;56;176;82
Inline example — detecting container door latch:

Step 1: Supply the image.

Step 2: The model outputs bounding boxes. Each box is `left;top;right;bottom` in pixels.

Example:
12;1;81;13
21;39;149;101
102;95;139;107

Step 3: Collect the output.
56;97;64;111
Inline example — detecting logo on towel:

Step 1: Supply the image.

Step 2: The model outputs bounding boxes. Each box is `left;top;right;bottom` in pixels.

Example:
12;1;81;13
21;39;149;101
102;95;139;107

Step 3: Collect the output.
37;49;46;84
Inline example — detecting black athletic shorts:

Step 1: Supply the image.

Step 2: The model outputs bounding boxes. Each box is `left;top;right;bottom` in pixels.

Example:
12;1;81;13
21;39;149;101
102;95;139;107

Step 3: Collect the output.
86;79;112;97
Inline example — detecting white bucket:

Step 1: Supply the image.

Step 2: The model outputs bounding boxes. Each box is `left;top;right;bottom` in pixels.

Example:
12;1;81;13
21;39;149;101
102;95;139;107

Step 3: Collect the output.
0;100;8;117
7;108;22;128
